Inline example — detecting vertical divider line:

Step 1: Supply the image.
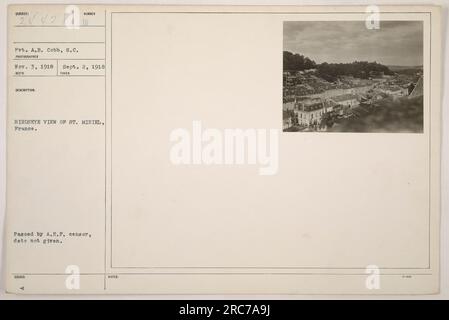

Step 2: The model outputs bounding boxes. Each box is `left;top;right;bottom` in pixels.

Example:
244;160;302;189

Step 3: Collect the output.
104;9;107;290
110;12;113;270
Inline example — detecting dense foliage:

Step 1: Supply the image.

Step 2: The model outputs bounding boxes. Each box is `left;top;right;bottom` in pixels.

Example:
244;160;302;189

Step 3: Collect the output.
283;51;317;71
317;61;394;81
283;51;394;81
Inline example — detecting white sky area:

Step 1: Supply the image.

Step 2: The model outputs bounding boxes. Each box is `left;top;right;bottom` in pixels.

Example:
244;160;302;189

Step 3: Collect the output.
283;21;423;67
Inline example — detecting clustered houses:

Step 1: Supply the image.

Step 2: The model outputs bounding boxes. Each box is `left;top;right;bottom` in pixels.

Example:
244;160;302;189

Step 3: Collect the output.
330;93;359;108
296;99;326;126
377;85;409;98
283;70;421;130
283;111;293;130
294;94;359;127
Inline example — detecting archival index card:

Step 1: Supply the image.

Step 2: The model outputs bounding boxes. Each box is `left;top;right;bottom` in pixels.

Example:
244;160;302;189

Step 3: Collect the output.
5;5;442;294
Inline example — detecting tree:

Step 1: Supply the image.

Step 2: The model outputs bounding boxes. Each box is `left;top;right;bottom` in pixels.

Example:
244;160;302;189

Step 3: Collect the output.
317;61;393;80
283;51;316;71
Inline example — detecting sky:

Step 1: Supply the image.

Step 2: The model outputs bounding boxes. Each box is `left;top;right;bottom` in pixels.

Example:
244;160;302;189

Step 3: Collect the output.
283;21;423;67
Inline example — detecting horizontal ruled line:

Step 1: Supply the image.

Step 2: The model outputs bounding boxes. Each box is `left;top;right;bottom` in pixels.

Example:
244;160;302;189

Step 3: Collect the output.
13;58;106;60
14;25;105;28
13;75;105;78
13;41;105;44
11;272;434;276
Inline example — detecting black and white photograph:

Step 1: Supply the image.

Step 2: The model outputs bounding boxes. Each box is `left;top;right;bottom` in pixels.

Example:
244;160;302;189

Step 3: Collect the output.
283;21;423;132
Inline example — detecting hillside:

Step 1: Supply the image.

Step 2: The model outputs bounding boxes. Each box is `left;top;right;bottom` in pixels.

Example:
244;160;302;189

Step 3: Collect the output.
283;51;394;81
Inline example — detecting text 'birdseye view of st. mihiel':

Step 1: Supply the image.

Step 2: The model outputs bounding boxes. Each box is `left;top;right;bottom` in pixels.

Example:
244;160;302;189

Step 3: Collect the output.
283;21;423;133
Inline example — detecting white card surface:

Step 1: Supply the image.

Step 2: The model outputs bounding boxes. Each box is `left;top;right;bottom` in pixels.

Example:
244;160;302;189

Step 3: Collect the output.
5;4;441;294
